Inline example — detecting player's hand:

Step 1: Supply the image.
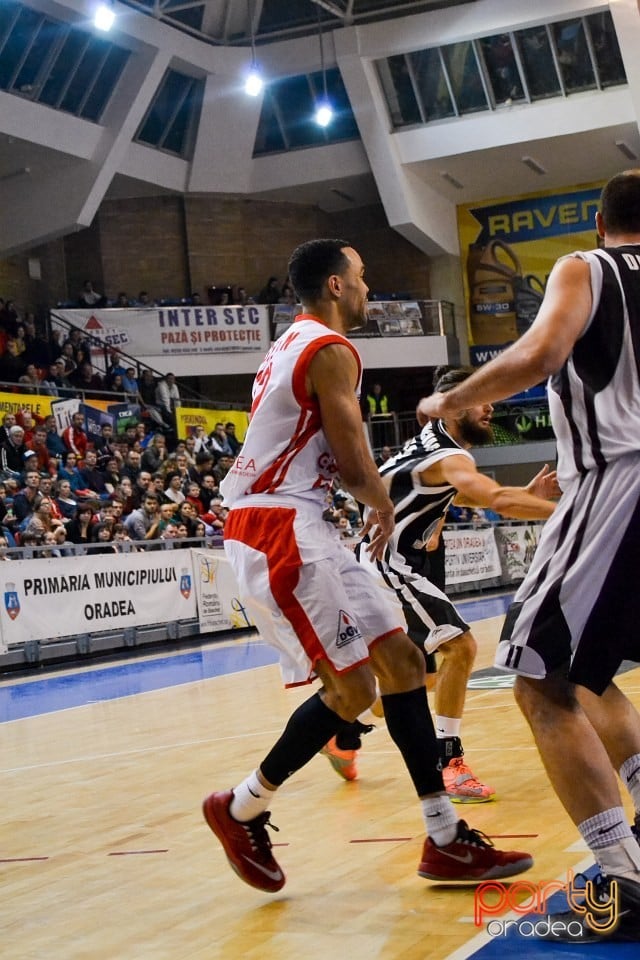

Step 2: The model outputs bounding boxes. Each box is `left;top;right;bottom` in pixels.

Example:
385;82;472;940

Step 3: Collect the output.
362;508;395;561
526;463;562;500
416;392;447;426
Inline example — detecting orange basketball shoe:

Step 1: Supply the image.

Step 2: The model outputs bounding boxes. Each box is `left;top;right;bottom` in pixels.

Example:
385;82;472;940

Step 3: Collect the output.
320;737;359;781
442;756;496;803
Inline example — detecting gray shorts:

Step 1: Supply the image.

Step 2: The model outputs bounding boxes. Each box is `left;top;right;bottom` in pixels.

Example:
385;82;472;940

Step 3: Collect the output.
496;453;640;694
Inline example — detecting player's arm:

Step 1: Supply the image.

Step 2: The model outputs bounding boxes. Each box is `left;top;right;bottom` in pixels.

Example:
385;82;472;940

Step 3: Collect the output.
308;343;394;557
433;455;556;520
417;256;592;423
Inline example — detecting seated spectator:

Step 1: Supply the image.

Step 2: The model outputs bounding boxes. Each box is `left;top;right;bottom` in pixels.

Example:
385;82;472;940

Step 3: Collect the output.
257;276;281;305
121;448;142;482
213;454;234;484
13;467;42;528
114;292;131;308
122;367;139;396
112;523;136;550
94;423;118;469
185;481;205;514
333;487;361;528
18;363;41;393
141;433;168;474
77;449;109;500
58;451;84;491
0;425;27;478
176;500;199;536
114;478;135;515
103;458;122;495
158;502;178;532
58;341;78;375
90;522;116;554
78;280;106;308
191;426;212;455
123;491;161;542
137;291;154;307
198;473;220;511
44;414;67;459
54;478;77;520
0;533;12;560
62;411;89;459
71;362;105;396
224;422;242;456
108;373;127;396
209;422;234;457
164;451;190;486
0;412;17;445
23;496;65;540
66;502;96;545
129;469;153;509
26;424;50;472
189;451;215;487
163;471;186;505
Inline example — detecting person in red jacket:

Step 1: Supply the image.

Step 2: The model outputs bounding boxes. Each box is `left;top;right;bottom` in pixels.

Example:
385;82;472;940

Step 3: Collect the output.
62;411;89;460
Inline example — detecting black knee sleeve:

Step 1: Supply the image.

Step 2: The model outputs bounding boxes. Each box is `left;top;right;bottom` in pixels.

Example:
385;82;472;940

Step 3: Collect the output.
260;692;342;786
381;687;444;796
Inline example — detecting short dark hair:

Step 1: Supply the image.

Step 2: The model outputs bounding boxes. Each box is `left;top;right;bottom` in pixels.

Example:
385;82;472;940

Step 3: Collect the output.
600;171;640;235
433;365;475;393
288;239;351;304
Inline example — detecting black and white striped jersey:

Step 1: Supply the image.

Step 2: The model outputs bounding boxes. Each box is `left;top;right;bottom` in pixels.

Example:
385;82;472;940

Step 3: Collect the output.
375;419;473;571
549;245;640;485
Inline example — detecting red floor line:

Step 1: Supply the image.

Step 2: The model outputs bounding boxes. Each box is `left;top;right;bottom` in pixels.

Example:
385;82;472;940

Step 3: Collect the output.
0;856;50;862
486;834;539;839
350;838;413;843
108;849;169;856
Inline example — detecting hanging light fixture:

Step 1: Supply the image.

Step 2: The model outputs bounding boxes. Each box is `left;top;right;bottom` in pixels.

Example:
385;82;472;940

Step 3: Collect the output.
94;0;115;31
314;8;333;127
244;0;263;96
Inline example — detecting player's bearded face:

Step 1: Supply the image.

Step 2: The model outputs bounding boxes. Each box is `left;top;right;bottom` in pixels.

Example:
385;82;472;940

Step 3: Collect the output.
458;407;494;445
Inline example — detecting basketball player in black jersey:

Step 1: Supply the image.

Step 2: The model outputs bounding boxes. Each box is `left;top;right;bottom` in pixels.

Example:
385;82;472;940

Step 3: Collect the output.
323;366;559;798
417;171;640;942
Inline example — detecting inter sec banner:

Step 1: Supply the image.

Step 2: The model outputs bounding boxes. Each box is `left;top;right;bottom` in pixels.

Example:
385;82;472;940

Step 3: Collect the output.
54;304;270;357
0;550;196;648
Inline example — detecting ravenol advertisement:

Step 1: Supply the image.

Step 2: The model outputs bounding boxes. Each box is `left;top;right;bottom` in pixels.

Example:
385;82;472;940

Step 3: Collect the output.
457;182;604;364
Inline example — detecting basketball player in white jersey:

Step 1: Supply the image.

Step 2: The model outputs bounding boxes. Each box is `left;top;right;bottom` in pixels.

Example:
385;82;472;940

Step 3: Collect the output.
202;239;534;893
418;171;640;941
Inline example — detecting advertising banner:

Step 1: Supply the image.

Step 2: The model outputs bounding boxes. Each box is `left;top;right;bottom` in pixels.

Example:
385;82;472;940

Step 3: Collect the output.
442;526;502;585
0;549;196;647
494;522;543;582
191;549;254;634
0;390;54;421
54;305;270;358
176;407;249;442
457;182;603;359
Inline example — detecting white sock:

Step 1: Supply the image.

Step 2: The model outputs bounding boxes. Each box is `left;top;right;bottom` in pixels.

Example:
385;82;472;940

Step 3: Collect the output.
596;838;640;882
579;808;640;881
229;770;276;822
620;754;640;819
422;792;458;846
435;715;461;739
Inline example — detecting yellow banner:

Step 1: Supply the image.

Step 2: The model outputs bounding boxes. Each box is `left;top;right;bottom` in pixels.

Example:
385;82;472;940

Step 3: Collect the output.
175;407;249;442
457;181;604;357
0;391;54;420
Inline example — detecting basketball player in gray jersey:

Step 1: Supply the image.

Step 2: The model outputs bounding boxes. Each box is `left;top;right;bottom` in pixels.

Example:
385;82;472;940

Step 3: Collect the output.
323;366;558;798
418;170;640;942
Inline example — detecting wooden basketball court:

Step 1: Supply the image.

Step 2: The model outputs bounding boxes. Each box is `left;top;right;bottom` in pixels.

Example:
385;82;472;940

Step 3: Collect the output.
1;597;637;959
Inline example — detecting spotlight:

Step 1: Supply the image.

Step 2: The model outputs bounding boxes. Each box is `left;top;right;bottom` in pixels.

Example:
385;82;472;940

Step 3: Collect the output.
94;1;115;31
245;67;263;97
314;101;333;127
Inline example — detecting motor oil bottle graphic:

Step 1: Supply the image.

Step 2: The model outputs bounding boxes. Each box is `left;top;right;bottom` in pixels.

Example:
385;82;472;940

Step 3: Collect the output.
467;240;521;344
514;273;545;336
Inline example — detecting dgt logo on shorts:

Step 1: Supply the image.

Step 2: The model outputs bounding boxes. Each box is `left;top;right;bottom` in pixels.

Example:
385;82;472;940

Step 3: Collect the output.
336;609;363;648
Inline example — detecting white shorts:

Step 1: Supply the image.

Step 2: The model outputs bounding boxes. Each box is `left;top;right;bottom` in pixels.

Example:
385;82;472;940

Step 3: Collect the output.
223;502;405;686
496;453;640;694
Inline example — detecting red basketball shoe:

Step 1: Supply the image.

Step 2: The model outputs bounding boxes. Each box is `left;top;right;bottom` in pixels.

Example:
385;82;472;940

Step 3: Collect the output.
202;790;285;892
418;819;533;881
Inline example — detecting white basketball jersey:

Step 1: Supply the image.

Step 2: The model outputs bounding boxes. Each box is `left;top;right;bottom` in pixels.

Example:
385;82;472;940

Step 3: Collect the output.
220;315;362;509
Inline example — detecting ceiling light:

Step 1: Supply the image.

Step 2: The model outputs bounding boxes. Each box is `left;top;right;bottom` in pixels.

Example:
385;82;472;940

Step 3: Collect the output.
314;8;333;127
615;140;638;161
315;102;333;127
521;156;547;175
94;1;115;31
244;0;263;97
